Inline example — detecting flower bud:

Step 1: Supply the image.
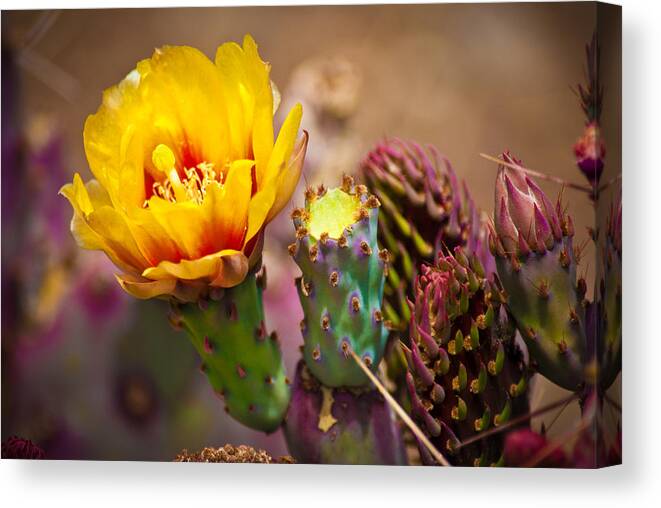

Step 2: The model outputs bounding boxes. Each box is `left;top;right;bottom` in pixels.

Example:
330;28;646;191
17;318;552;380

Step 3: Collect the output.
574;122;606;185
494;152;562;256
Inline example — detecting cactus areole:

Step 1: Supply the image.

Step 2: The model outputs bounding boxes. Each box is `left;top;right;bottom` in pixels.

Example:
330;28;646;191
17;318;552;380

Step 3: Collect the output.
171;272;290;432
290;176;389;387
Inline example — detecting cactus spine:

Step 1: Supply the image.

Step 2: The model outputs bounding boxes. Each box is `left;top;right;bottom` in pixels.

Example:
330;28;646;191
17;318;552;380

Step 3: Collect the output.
289;176;389;387
172;271;290;433
406;247;529;466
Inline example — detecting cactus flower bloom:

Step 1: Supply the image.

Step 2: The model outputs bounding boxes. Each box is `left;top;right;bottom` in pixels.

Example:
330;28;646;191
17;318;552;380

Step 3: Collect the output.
60;35;306;301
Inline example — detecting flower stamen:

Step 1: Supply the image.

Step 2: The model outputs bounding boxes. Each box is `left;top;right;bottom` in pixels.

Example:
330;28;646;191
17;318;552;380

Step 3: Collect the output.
149;144;221;206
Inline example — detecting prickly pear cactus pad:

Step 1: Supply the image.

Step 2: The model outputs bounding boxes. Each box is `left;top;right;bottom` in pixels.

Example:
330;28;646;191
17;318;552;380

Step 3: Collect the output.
289;176;389;387
490;153;587;392
406;248;529;466
171;272;290;433
359;139;493;332
284;361;408;465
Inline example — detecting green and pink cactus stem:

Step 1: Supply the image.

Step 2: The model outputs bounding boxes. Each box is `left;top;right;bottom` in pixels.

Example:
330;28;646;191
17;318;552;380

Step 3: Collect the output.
289;176;389;387
170;271;290;433
283;360;408;465
489;153;587;392
406;247;529;466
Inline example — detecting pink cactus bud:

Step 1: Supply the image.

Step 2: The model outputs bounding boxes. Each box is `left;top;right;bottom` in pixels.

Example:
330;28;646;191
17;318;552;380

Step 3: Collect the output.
504;429;568;467
493;153;564;256
574;122;606;185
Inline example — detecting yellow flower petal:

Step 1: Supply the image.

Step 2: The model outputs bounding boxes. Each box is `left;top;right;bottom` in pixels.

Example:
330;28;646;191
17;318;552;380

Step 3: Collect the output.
267;129;308;223
265;102;303;185
125;206;183;265
65;173;94;213
244;103;304;243
146;198;209;260
142;249;248;287
86;206;149;271
209;251;250;288
84;45;230;207
60;174;142;274
115;273;177;299
200;159;253;252
216;34;273;174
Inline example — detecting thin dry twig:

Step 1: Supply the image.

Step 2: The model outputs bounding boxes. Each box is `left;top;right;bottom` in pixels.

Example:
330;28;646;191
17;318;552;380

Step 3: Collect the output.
597;174;622;194
604;392;622;413
522;408;593;468
349;350;451;466
480;153;593;194
454;393;579;451
542;394;575;434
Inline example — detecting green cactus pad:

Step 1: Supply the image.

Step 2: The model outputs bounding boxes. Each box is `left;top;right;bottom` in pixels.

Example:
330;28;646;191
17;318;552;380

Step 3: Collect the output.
495;237;586;391
290;177;389;387
172;273;290;433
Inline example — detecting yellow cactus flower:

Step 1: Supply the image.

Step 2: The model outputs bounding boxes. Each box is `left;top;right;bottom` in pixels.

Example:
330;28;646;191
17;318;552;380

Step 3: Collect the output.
60;35;307;301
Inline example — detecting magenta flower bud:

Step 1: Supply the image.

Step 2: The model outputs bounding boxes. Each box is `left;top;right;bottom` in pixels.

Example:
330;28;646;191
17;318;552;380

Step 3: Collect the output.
494;152;562;256
1;436;46;459
504;429;568;468
492;152;586;391
574;122;606;185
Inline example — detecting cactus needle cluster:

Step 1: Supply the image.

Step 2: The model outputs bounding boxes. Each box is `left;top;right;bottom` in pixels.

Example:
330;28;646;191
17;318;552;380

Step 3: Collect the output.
406;247;529;466
360;139;493;332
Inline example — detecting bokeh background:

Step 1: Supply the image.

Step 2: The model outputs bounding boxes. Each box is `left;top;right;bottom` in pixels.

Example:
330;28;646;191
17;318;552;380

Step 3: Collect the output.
1;3;621;461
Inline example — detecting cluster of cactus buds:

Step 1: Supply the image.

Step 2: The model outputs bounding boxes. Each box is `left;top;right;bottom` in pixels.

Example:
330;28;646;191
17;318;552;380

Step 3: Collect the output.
289;176;389;387
171;271;290;433
405;247;529;466
359;139;493;332
489;153;587;391
284;361;407;465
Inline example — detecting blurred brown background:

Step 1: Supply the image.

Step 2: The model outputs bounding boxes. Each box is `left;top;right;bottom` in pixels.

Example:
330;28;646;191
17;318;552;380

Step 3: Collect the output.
4;3;614;207
2;3;621;460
